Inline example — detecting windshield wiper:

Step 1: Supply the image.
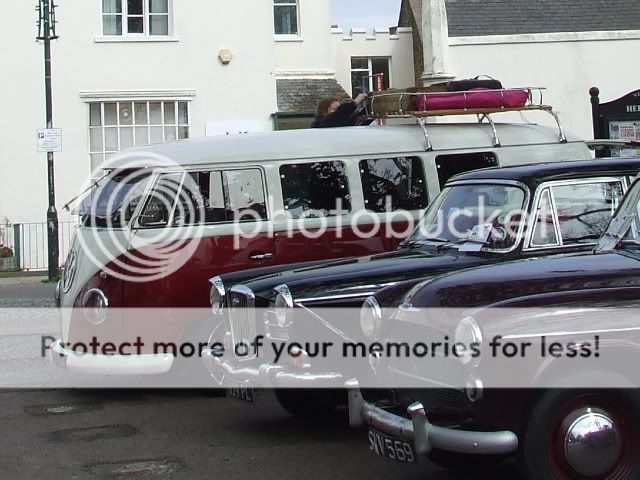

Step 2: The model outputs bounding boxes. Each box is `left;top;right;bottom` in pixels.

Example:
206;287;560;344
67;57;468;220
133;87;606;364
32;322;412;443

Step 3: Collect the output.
62;177;104;212
422;236;450;243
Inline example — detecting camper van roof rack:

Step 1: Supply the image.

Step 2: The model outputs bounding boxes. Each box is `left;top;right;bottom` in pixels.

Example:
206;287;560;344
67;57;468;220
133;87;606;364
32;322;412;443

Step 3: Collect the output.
368;87;567;151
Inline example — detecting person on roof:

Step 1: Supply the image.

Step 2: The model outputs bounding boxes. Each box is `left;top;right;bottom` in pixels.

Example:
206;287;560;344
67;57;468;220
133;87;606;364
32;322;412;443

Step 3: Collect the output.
311;93;368;128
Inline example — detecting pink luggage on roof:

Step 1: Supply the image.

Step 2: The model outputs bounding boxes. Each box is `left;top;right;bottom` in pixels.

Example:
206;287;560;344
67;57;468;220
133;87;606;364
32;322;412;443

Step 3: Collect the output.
415;88;530;112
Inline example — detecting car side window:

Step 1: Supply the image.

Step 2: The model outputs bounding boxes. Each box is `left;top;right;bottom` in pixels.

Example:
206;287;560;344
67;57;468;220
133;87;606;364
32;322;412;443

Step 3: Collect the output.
552;181;624;244
177;169;268;225
434;152;498;188
531;189;559;246
223;169;268;221
139;172;183;227
280;161;351;219
359;157;428;213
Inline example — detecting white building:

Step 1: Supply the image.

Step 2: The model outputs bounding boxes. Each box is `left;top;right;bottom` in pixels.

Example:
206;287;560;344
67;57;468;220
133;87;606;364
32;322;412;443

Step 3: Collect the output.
0;0;414;233
401;0;640;140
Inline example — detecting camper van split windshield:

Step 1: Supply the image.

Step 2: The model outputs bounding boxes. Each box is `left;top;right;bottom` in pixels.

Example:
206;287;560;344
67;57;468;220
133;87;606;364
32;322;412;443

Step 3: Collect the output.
77;169;152;228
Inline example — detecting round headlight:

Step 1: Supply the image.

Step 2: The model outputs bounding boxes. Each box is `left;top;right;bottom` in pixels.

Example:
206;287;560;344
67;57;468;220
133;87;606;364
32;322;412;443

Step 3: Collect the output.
360;296;382;339
82;288;109;325
210;276;226;315
274;284;293;328
454;316;483;364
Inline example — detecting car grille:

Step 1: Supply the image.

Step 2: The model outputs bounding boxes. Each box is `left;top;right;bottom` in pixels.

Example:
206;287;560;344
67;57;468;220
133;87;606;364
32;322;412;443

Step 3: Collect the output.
228;286;257;360
394;388;467;412
265;322;289;341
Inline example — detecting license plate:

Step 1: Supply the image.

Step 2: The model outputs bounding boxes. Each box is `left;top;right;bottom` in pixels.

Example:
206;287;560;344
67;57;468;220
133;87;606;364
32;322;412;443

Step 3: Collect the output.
226;380;255;403
368;428;416;463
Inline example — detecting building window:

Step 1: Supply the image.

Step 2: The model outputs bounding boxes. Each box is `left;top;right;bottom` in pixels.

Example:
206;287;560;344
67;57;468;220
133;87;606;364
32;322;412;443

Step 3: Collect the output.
274;0;299;35
350;57;391;97
102;0;170;36
89;100;189;169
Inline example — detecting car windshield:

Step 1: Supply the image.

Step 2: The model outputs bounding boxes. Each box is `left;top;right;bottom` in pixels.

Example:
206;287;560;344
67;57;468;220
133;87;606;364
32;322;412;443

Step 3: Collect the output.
75;169;152;228
606;179;640;248
408;183;526;251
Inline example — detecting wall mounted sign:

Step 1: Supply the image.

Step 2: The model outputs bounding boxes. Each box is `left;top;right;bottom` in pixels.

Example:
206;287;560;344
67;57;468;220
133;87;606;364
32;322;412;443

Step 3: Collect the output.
590;88;640;158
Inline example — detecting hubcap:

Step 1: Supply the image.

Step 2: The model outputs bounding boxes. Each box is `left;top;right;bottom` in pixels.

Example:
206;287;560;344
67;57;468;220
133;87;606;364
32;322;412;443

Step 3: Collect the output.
564;409;622;477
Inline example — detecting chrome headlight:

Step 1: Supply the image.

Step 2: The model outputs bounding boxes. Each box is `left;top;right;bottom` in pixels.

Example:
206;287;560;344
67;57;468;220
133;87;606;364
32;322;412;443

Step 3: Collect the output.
360;296;382;339
209;276;226;315
454;316;483;364
465;375;484;402
82;288;109;325
274;284;293;328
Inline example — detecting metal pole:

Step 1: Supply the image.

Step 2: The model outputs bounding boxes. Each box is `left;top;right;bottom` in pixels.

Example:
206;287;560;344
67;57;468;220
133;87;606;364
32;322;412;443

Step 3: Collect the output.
589;87;601;140
13;224;21;271
40;0;59;280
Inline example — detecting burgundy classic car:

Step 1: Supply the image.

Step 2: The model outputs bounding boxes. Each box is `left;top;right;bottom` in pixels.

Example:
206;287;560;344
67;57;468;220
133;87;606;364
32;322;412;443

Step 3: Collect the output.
348;175;640;479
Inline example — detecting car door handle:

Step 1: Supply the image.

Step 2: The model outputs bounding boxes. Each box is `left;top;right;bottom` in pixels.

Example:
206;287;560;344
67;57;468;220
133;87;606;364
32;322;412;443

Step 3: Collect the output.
250;253;274;261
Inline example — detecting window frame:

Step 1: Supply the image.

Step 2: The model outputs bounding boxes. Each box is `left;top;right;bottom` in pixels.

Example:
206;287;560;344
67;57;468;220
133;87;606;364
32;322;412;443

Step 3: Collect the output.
358;156;429;213
88;99;191;170
278;160;352;219
350;56;392;98
524;177;628;251
137;167;270;229
273;0;300;37
137;171;185;228
101;0;172;37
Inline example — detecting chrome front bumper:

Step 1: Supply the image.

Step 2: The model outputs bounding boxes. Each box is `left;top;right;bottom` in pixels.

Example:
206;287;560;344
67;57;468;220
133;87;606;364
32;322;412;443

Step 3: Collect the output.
346;379;519;456
201;348;344;388
49;339;174;375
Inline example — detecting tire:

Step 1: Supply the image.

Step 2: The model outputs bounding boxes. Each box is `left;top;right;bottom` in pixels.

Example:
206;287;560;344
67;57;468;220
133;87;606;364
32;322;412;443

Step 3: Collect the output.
427;449;507;473
520;389;640;480
274;388;344;418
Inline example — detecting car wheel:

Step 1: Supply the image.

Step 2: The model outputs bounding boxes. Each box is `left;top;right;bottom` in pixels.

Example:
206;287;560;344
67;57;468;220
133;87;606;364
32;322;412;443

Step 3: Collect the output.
274;389;344;418
520;389;640;480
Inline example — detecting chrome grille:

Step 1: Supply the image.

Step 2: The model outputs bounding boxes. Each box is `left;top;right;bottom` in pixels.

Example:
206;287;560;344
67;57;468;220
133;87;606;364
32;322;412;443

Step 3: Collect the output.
228;285;257;360
265;322;289;341
398;388;466;411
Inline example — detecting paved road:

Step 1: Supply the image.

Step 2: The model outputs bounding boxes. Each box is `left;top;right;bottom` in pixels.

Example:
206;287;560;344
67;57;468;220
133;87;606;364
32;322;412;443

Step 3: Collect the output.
0;276;55;307
0;276;520;479
0;390;520;480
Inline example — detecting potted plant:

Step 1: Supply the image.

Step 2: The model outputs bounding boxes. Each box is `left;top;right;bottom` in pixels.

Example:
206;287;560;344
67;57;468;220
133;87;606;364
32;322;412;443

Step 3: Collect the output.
0;244;16;271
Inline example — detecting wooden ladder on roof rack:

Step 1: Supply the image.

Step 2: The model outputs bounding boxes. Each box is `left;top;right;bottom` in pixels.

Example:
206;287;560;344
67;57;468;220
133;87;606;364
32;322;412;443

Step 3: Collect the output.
367;87;567;151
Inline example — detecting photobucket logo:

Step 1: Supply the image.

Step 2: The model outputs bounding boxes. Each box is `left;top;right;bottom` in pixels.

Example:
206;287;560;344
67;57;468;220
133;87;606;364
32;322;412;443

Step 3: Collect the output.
231;197;420;250
75;152;206;283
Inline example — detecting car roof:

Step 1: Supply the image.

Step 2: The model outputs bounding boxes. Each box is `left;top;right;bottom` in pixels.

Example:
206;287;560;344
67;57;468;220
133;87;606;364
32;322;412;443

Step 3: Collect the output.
448;157;640;186
102;123;584;170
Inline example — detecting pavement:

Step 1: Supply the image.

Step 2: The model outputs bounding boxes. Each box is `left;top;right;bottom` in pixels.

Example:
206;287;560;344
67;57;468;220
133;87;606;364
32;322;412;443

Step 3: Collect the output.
0;275;55;308
0;390;520;480
0;276;521;479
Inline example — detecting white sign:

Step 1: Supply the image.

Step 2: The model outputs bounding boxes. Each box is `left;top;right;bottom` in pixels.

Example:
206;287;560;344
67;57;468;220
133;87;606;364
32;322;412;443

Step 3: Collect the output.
37;128;62;153
608;121;640;157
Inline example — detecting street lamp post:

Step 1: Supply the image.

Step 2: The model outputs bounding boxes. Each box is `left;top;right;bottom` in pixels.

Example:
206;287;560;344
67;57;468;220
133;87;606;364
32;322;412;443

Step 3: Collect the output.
36;0;60;280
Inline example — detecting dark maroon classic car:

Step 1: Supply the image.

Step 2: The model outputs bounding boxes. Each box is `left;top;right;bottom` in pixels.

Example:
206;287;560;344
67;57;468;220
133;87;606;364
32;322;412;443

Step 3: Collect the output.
205;157;640;416
349;175;640;478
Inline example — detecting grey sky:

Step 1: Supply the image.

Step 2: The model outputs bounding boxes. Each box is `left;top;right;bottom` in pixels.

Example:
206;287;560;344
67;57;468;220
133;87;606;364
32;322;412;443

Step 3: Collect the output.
331;0;401;31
